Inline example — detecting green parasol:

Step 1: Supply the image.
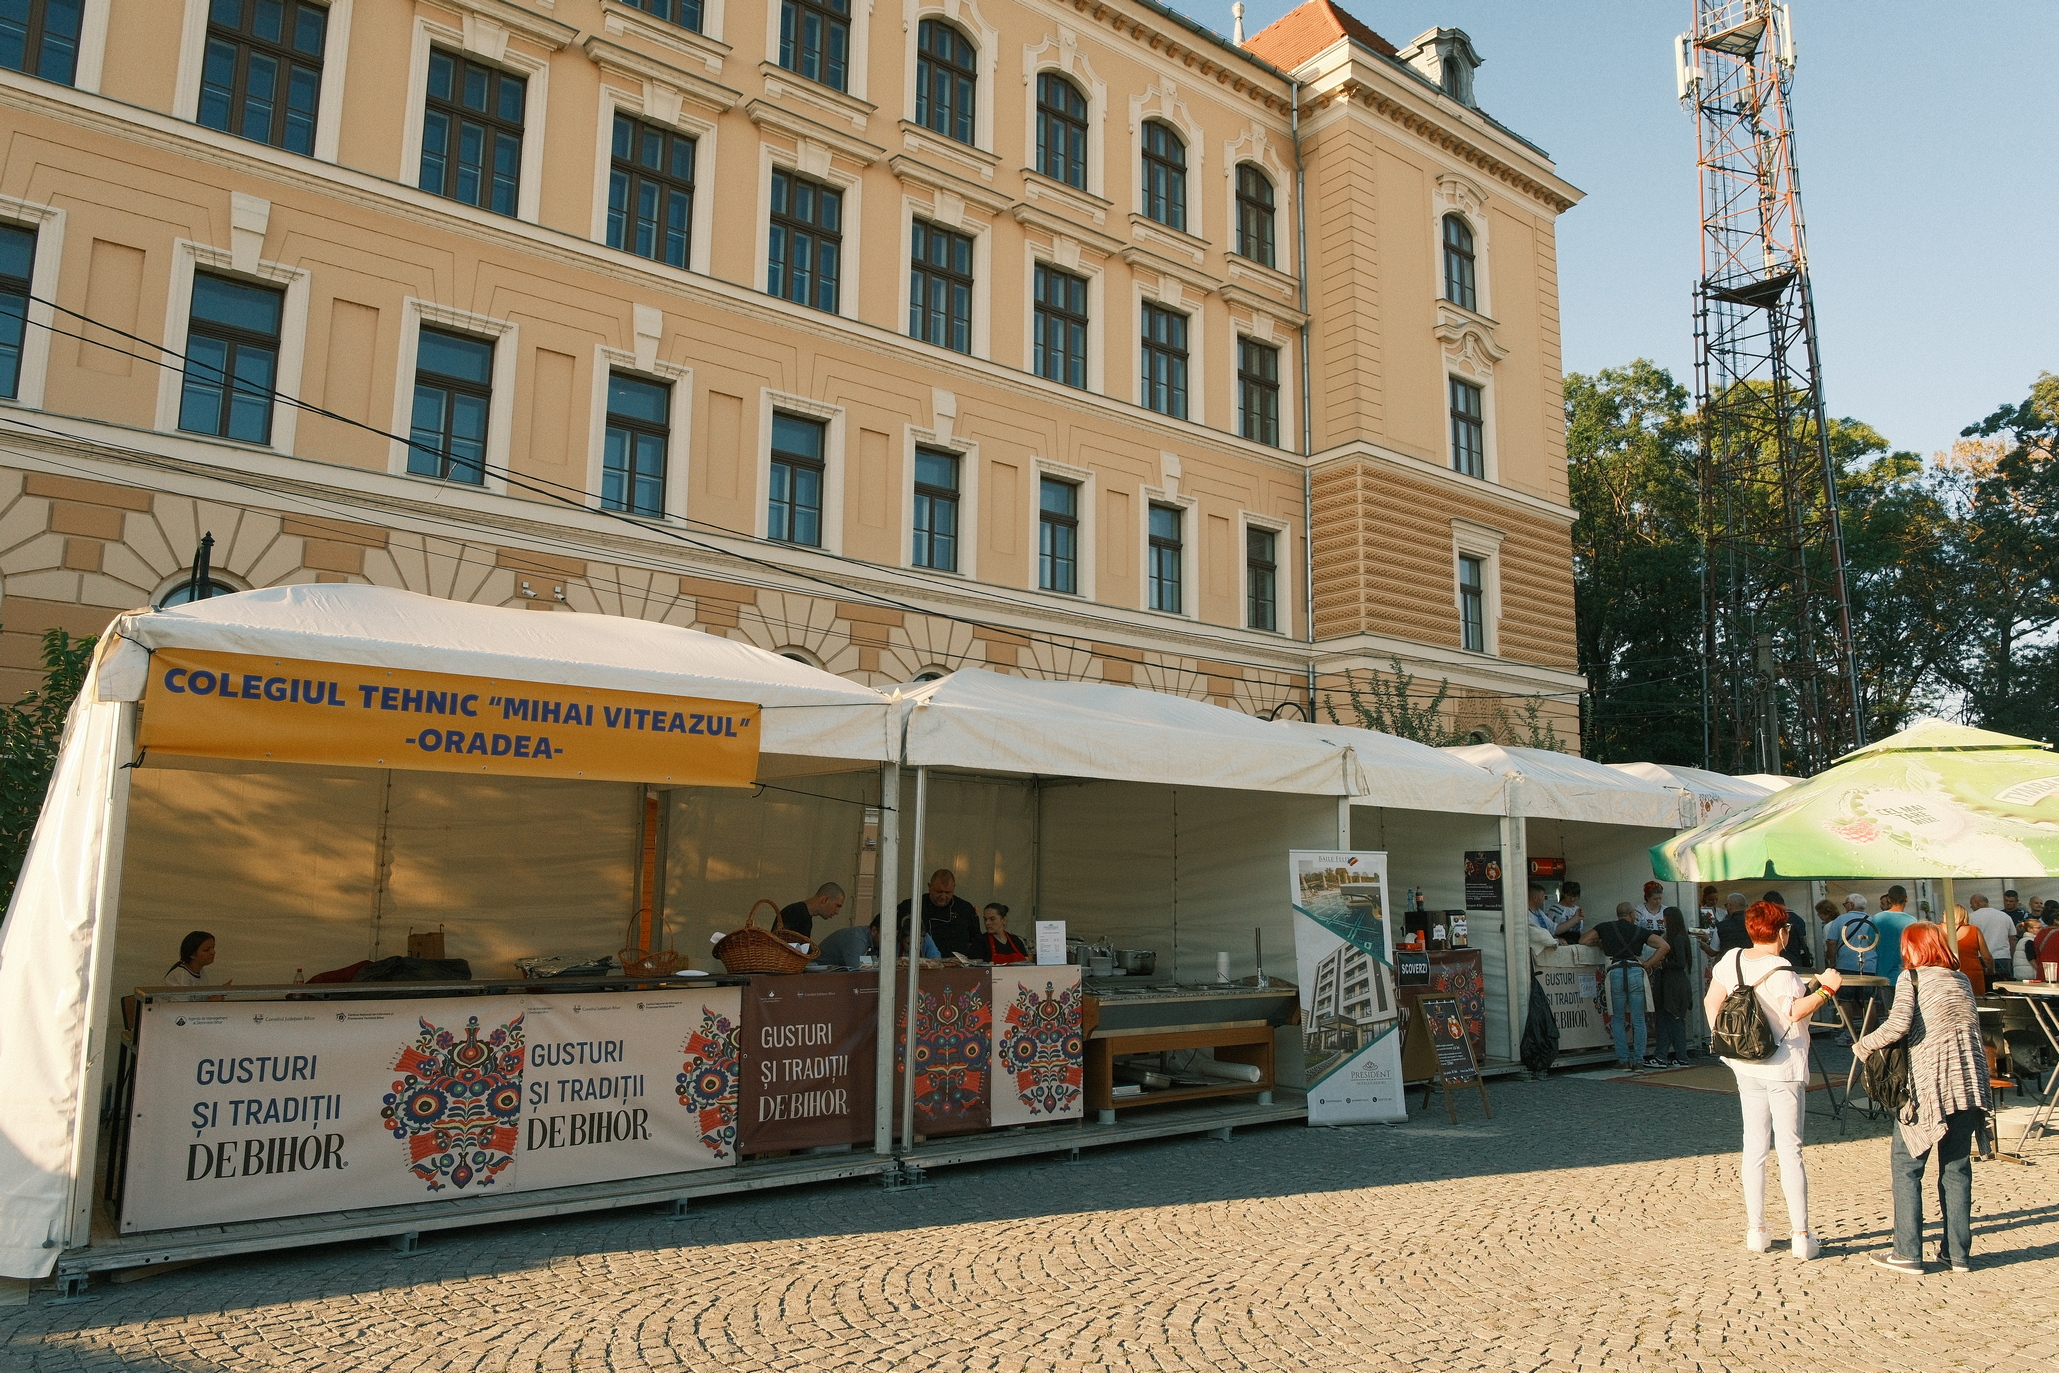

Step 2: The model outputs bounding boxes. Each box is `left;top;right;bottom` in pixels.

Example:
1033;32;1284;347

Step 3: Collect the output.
1650;719;2059;882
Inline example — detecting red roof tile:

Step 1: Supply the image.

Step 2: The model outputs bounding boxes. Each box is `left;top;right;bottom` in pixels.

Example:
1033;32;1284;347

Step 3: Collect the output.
1243;0;1397;70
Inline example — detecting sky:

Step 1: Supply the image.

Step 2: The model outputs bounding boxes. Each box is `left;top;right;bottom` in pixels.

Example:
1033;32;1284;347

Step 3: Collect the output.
1175;0;2059;460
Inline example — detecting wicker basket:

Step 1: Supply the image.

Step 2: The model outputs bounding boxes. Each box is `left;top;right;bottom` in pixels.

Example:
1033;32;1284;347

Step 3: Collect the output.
618;947;682;977
713;900;815;975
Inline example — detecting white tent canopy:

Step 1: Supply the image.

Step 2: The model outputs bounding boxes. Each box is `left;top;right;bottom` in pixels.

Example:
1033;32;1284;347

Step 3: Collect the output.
1449;742;1690;829
99;584;893;763
1278;720;1504;815
1609;762;1777;824
897;668;1359;796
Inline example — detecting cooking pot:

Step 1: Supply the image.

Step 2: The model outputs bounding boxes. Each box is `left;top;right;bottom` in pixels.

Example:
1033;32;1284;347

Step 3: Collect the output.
1114;948;1156;976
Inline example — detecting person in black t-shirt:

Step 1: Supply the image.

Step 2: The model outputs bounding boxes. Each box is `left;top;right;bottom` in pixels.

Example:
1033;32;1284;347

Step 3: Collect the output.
896;869;981;959
778;882;846;941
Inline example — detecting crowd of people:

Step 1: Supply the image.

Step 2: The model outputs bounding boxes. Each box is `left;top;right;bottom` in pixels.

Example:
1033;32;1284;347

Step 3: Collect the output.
797;869;1033;969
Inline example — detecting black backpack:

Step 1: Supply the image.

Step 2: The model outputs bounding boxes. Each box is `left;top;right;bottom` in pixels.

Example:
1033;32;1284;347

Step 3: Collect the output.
1711;949;1780;1061
1862;969;1916;1112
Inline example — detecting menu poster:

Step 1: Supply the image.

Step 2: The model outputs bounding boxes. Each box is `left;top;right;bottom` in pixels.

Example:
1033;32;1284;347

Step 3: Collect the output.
1288;850;1407;1126
738;973;878;1153
1463;851;1504;911
1408;996;1492;1124
1035;920;1067;966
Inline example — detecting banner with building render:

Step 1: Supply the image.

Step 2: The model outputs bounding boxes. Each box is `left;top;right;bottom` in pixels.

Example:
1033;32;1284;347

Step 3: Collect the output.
1289;850;1407;1125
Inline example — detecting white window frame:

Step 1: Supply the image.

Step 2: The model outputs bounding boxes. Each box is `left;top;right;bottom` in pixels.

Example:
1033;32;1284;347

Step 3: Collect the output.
1022;38;1108;199
1240;512;1290;636
591;83;720;275
758;143;863;321
899;201;991;360
905;0;997;150
758;388;846;554
390;299;520;496
1225;156;1286;272
1129;84;1204;237
1024;249;1102;395
765;0;869;100
0;196;64;412
1451;518;1505;656
588;344;693;521
1139;484;1196;618
1432;172;1493;317
155;239;313;456
1134;281;1201;422
74;0;113;92
401;15;551;224
900;426;977;579
1447;368;1495;483
1028;456;1095;600
173;0;356;162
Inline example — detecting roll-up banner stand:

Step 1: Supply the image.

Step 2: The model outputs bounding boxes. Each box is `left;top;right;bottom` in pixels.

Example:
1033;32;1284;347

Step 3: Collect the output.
1289;850;1407;1125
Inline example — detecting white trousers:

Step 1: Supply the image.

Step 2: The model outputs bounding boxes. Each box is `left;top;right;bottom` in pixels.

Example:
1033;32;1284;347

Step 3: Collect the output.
1736;1075;1808;1233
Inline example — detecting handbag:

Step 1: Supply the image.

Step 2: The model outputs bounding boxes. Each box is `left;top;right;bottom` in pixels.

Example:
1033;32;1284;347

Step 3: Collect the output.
1862;968;1915;1111
1711;948;1781;1061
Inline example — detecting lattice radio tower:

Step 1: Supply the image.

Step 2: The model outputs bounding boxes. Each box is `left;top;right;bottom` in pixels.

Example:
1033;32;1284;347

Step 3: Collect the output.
1677;1;1863;776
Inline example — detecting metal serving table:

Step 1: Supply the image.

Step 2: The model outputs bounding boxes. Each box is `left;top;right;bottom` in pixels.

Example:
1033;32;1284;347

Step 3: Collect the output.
1081;980;1300;1124
1991;982;2059;1153
1805;972;1891;1124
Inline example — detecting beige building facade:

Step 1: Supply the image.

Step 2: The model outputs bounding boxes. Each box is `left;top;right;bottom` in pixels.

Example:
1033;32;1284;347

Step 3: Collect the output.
0;0;1582;735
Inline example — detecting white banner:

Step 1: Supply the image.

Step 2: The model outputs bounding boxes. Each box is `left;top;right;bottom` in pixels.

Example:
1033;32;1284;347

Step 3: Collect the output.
1289;850;1407;1124
122;987;742;1233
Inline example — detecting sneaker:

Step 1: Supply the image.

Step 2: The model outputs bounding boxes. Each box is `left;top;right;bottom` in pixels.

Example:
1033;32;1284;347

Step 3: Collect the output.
1744;1227;1772;1253
1616;1062;1635;1073
1668;1055;1688;1067
1790;1232;1820;1260
1640;1056;1667;1070
1869;1252;1924;1276
1950;1262;1972;1274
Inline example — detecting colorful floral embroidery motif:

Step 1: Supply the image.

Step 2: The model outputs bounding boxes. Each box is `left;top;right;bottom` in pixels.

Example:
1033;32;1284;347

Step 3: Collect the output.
677;1004;741;1159
1000;979;1084;1115
907;977;991;1130
382;1013;525;1192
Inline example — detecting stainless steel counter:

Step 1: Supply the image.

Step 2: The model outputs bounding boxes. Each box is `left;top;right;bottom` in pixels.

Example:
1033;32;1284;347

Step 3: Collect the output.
1083;980;1299;1035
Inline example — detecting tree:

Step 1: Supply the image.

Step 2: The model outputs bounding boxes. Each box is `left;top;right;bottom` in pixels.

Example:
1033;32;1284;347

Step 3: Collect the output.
1956;372;2059;738
0;628;97;905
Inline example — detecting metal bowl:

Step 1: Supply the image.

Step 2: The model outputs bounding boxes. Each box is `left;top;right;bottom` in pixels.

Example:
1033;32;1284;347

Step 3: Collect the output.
1114;948;1156;976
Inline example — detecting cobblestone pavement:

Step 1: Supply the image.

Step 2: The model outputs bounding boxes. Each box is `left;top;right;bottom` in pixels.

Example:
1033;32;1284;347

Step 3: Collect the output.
7;1067;2058;1373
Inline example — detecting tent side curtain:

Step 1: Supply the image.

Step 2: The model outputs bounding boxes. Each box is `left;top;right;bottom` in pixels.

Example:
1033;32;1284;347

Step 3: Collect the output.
1448;742;1690;829
95;584;893;762
898;669;1357;795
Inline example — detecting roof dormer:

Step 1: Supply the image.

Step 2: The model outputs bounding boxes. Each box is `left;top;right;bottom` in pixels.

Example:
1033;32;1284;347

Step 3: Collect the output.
1398;27;1483;108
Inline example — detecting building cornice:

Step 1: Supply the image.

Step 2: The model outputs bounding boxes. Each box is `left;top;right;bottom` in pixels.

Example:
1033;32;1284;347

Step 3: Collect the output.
744;97;886;165
581;36;741;113
1312;438;1576;527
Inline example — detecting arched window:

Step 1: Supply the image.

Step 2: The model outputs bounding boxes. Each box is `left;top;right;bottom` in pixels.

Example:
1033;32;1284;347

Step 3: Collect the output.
157;578;239;609
915;19;976;145
1035;72;1087;189
1235;164;1275;267
1442;213;1476;311
1140;121;1186;231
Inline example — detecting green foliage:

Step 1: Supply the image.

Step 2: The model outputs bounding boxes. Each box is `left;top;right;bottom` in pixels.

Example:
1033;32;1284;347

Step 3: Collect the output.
0;627;96;904
1322;658;1566;752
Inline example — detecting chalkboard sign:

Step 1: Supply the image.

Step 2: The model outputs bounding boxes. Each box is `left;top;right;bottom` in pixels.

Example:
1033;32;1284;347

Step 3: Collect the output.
1397;950;1431;986
1408;996;1492;1123
1463;851;1503;911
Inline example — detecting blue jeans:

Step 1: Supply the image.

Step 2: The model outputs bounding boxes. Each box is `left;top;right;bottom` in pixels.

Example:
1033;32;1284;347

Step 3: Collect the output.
1890;1111;1977;1266
1607;965;1648;1063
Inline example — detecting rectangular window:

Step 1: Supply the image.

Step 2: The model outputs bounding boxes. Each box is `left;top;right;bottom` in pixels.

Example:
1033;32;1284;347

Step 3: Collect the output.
1038;476;1077;594
1459;554;1485;652
603;372;670;518
617;0;702;33
1140;303;1187;419
768;169;842;313
408;326;494;484
607;115;695;269
908;219;972;354
0;0;82;85
1238;338;1280;446
1147;503;1182;614
778;0;849;91
178;273;284;444
1449;376;1485;478
911;446;959;571
0;222;34;400
1247;527;1277;632
419;49;525;218
198;0;327;156
768;410;826;546
1033;264;1088;390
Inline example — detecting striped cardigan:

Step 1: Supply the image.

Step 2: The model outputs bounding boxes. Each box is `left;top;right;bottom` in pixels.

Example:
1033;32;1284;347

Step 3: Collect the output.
1854;966;1993;1157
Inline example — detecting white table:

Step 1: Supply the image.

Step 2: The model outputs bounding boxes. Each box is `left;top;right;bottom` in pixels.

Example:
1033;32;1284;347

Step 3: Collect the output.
1991;982;2059;1153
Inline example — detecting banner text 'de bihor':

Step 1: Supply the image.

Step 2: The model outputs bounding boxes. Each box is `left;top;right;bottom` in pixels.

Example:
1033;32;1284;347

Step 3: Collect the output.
138;649;760;787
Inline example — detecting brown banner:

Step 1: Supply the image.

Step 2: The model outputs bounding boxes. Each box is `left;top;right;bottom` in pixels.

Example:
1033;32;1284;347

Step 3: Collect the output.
738;972;878;1153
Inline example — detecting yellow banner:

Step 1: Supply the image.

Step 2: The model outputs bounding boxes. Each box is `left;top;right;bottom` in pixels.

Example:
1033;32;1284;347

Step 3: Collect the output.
138;649;760;787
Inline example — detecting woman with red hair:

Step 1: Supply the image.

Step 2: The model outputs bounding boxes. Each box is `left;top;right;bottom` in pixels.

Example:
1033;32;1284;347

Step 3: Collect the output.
1855;920;1992;1275
1703;900;1843;1259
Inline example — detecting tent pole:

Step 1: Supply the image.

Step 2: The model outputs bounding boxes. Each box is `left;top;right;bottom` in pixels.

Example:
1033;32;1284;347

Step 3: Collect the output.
1498;798;1526;1066
1336;796;1351;849
901;767;928;1151
873;762;900;1156
65;700;138;1256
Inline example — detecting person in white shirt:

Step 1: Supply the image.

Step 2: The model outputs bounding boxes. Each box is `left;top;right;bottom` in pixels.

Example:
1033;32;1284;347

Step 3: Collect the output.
1967;895;2019;982
1706;900;1842;1260
163;930;223;1000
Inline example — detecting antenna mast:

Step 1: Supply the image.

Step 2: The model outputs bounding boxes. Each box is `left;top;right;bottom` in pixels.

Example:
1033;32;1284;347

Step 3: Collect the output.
1677;1;1862;775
